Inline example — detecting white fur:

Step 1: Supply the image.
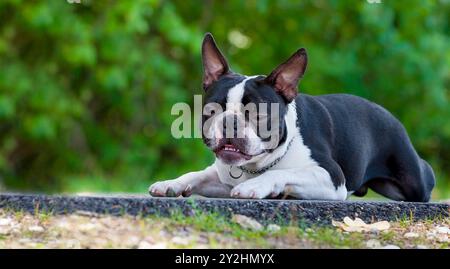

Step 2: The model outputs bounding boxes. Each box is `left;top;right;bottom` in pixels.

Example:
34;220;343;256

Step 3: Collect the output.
230;168;348;200
149;165;232;198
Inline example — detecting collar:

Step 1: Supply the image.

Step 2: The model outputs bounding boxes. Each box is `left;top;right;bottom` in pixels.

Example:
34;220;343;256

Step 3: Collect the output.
228;136;295;179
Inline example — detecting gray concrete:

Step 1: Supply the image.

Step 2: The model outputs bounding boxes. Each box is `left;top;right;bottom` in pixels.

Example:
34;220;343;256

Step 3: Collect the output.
0;193;449;225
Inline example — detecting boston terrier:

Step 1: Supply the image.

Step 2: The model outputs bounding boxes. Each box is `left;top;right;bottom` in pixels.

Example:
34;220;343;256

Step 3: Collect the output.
149;33;435;201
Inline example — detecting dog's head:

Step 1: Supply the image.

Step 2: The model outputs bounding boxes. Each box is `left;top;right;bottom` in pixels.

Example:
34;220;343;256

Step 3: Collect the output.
201;33;307;166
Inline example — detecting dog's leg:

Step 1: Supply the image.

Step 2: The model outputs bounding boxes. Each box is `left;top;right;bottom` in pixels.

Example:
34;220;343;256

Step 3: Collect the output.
230;166;347;200
149;165;231;198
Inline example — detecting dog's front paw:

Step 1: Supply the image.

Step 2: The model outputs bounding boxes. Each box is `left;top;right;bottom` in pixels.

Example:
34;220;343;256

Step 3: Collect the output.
230;180;283;199
149;180;192;197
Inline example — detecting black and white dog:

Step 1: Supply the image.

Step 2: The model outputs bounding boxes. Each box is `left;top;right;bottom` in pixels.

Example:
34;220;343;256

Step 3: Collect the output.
149;33;435;201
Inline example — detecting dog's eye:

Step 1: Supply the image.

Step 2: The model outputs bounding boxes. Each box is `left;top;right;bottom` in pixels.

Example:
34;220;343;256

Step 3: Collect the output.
203;103;222;119
207;110;216;119
203;110;215;120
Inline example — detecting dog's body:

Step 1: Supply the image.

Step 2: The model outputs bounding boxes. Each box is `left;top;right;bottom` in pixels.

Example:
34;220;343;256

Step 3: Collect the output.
149;34;435;201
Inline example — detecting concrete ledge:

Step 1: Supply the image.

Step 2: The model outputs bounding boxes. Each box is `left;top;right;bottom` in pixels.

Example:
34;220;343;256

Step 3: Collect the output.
0;193;449;225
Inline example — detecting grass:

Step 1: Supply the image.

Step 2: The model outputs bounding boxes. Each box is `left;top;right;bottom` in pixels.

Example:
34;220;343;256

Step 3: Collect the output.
1;207;449;249
303;227;366;248
161;209;284;247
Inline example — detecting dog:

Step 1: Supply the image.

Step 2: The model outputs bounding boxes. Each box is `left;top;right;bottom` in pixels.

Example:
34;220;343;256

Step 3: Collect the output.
149;33;435;201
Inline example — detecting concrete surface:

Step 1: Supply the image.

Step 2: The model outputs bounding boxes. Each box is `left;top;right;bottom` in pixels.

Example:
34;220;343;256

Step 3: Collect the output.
0;193;449;225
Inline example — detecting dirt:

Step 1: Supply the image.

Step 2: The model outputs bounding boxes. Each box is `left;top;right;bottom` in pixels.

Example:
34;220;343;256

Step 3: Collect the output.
0;209;449;249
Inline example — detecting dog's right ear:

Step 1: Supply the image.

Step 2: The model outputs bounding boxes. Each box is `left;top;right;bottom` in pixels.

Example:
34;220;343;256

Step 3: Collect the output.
202;33;230;90
264;48;307;102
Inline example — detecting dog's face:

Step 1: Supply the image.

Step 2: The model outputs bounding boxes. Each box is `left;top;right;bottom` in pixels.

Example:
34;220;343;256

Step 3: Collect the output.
200;33;307;166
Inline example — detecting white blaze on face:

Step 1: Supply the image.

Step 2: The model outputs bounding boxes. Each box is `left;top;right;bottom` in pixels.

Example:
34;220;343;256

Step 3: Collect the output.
226;77;249;105
225;76;265;155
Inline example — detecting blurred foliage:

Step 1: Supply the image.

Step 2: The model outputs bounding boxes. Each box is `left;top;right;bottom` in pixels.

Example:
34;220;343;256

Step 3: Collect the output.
0;0;449;197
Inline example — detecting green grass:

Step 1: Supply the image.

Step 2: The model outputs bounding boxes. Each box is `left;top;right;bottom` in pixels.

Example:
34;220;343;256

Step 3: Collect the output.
303;227;366;248
163;209;284;247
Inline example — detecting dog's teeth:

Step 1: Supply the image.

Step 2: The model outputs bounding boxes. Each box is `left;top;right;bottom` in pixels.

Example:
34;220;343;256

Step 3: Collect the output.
223;146;240;153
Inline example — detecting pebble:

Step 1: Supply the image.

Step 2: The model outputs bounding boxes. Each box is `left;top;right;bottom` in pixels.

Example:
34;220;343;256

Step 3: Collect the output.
0;227;10;235
435;234;449;243
232;214;263;231
435;226;450;235
28;225;45;233
0;218;13;226
366;239;382;249
404;232;419;238
138;241;154;249
74;210;101;218
171;236;190;246
267;224;281;233
79;222;100;231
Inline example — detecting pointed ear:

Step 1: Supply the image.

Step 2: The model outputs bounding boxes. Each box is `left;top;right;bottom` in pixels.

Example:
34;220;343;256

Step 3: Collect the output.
202;33;230;90
264;48;307;102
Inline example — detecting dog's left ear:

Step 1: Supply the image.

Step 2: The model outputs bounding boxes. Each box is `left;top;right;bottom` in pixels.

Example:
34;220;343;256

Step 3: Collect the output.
202;33;230;90
264;48;307;102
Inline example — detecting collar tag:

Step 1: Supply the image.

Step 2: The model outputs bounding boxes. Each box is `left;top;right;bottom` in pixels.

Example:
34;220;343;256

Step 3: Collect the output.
229;166;244;179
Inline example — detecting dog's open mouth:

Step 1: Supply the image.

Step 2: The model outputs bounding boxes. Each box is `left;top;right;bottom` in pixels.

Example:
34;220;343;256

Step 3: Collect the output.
214;144;252;163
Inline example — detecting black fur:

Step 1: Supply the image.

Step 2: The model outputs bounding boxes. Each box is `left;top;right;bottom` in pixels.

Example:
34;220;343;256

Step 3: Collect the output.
296;93;435;202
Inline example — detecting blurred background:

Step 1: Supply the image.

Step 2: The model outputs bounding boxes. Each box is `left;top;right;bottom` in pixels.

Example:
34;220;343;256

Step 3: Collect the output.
0;0;448;198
